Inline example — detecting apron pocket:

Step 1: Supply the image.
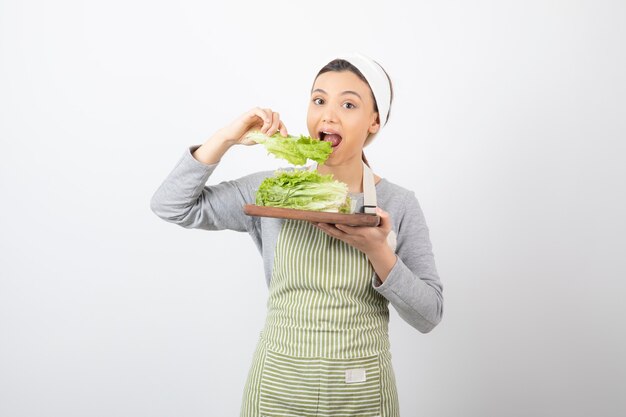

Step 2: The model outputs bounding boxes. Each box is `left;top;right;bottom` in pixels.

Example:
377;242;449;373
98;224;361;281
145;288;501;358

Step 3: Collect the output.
259;349;321;416
259;348;382;417
317;354;382;416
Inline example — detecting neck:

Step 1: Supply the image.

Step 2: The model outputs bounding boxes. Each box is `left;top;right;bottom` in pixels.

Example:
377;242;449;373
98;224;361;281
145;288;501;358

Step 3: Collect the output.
316;157;364;193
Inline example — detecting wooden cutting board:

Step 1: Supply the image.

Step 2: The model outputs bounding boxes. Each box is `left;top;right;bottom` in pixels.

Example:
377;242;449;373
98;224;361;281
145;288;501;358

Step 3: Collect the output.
243;204;380;227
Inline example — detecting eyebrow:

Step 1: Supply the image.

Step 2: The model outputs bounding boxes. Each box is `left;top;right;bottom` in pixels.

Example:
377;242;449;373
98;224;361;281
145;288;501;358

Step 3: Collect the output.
311;88;362;100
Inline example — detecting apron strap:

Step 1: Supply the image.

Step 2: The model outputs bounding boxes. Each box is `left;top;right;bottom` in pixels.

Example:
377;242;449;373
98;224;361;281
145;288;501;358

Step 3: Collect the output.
362;161;377;214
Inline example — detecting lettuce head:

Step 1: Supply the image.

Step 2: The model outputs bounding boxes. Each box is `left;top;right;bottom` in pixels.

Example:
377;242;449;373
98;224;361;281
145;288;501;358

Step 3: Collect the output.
256;169;352;213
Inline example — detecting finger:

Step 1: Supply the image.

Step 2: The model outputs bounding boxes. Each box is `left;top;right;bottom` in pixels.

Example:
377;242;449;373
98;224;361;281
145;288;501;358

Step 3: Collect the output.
317;222;338;235
256;108;271;134
260;108;275;134
250;107;270;123
335;223;359;234
320;224;356;246
250;107;272;132
278;120;289;137
268;112;281;135
376;207;392;231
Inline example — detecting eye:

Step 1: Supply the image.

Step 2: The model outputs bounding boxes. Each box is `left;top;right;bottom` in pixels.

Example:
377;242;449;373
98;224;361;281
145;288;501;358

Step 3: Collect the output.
313;97;324;105
343;102;356;109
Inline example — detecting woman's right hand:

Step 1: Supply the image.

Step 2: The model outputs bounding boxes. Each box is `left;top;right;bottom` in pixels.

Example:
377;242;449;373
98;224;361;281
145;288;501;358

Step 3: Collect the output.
217;107;289;146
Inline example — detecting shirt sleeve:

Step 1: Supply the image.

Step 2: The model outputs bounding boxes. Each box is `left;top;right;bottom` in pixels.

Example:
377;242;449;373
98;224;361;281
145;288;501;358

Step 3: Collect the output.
150;144;260;233
372;191;444;333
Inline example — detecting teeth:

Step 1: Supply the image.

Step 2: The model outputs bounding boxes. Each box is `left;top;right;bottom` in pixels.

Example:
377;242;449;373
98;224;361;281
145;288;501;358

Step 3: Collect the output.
319;130;340;140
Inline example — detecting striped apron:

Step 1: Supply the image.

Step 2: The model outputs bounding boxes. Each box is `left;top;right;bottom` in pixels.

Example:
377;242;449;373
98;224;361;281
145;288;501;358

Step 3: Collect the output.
240;218;400;417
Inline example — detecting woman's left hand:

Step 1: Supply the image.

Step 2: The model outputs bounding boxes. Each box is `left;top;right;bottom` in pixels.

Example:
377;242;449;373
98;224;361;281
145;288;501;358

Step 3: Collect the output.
311;207;392;256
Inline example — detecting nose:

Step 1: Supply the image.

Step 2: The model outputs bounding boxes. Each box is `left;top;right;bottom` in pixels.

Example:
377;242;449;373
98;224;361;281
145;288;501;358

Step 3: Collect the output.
322;107;338;123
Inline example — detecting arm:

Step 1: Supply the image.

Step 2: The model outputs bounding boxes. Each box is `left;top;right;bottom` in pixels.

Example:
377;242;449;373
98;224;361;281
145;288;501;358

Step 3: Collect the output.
150;141;259;232
150;107;289;232
372;191;444;333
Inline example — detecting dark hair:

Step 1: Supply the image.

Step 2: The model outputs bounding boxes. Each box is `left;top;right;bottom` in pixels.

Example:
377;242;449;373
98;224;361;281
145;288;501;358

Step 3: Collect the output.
313;59;394;125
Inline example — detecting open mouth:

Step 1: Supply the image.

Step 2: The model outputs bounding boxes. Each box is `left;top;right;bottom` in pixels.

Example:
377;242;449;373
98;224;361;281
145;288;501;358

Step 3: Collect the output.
319;131;343;148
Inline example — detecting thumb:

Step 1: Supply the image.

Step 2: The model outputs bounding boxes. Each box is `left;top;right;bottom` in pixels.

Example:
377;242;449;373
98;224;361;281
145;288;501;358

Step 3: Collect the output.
375;207;391;231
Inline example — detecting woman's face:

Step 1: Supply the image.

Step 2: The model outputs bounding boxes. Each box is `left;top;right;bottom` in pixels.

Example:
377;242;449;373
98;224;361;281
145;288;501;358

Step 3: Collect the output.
307;71;380;165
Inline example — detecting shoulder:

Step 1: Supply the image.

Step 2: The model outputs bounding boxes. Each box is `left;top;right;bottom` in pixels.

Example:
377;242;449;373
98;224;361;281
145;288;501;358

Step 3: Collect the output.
377;178;416;207
378;177;413;196
376;177;425;226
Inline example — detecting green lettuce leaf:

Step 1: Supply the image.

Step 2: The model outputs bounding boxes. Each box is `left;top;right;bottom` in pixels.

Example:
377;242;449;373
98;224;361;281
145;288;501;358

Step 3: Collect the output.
246;131;332;166
256;169;352;213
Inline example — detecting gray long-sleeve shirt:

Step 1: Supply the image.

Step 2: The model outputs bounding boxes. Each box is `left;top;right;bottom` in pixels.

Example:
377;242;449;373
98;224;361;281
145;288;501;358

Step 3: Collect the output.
150;145;444;333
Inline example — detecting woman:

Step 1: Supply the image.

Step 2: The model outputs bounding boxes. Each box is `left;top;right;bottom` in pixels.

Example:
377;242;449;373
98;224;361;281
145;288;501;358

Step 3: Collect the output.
151;52;444;417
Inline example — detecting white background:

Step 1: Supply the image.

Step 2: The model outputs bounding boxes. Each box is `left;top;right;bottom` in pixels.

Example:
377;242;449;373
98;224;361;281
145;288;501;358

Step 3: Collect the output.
1;1;625;416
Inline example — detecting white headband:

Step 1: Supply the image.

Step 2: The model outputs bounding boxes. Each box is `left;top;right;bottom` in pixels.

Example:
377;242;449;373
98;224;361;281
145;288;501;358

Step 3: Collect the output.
336;52;391;146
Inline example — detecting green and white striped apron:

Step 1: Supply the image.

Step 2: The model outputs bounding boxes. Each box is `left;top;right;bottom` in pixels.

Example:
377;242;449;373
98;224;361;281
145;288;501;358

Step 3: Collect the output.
240;217;400;417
